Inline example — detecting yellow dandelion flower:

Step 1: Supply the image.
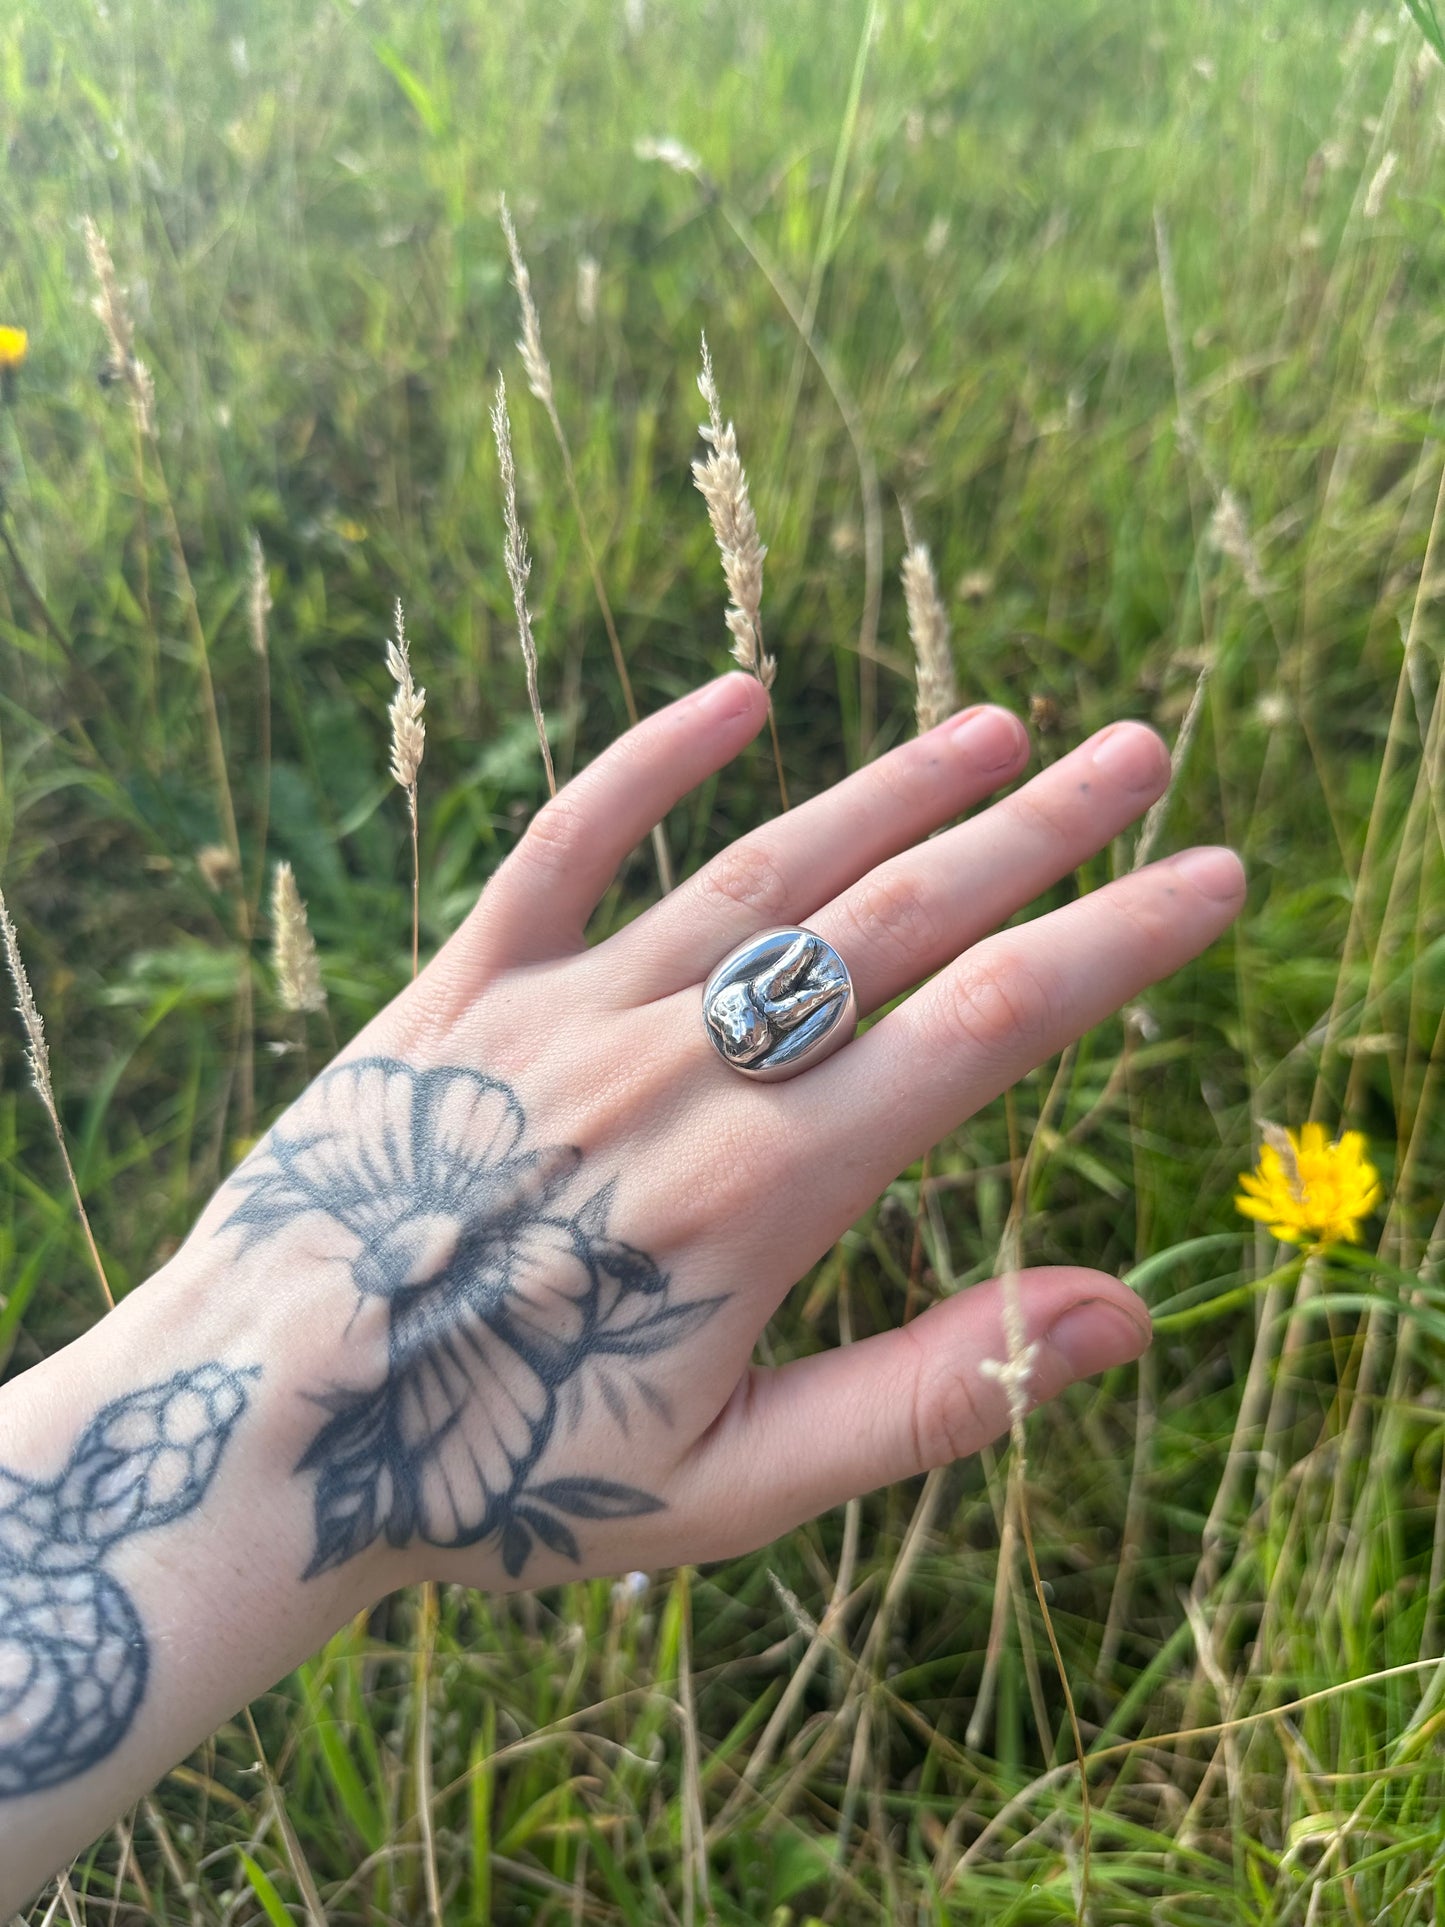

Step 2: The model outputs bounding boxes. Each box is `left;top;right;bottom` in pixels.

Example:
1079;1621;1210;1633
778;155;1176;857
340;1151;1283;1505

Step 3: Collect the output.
0;327;27;370
1235;1122;1382;1249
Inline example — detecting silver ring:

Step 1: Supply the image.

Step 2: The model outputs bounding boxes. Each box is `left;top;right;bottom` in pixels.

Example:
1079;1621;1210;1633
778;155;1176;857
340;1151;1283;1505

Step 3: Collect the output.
702;927;857;1082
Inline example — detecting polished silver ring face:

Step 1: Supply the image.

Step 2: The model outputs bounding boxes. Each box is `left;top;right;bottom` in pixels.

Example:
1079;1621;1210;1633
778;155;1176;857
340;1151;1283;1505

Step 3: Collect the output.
702;927;857;1082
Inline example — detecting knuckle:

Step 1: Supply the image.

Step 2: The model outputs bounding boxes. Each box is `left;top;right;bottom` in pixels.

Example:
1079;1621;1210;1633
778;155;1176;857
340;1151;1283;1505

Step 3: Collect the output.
941;941;1054;1057
841;867;942;971
1004;778;1074;846
868;737;936;808
1111;881;1176;950
903;1328;992;1468
521;792;587;864
694;840;792;926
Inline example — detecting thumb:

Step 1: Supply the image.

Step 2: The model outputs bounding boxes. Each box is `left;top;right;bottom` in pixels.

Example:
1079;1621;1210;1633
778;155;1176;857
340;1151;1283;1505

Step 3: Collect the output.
677;1267;1150;1561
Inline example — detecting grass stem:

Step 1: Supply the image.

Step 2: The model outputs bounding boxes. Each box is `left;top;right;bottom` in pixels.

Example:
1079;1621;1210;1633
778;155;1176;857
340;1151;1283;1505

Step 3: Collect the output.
0;887;113;1312
500;201;674;891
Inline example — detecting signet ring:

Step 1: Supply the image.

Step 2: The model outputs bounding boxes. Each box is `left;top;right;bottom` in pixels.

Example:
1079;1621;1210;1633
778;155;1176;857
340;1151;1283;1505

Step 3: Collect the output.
701;927;857;1082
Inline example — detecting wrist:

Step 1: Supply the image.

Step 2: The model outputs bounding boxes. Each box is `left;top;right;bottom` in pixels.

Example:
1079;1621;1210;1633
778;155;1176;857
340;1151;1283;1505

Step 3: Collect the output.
9;1253;393;1628
120;1239;400;1610
0;1250;396;1908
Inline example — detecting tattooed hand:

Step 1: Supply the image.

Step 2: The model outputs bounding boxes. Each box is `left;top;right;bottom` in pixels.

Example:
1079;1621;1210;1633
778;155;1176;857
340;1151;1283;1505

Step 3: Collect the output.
193;672;1239;1594
0;674;1244;1896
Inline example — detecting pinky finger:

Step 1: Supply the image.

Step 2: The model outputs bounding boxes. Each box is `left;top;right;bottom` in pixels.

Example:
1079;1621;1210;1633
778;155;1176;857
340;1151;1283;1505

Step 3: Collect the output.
673;1268;1150;1561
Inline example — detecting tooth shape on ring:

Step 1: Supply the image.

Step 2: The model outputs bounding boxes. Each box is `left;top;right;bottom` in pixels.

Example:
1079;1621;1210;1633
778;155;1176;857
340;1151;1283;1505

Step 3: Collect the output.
702;927;857;1081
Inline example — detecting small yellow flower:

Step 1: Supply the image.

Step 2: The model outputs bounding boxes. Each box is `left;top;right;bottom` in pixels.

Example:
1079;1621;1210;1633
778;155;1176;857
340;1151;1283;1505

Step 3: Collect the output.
0;326;28;370
1235;1123;1382;1249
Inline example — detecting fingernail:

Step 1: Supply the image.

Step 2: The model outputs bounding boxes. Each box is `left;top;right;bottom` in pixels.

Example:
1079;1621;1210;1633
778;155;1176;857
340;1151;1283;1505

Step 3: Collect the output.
693;672;760;722
1046;1299;1150;1378
1091;722;1169;791
949;704;1027;773
1170;846;1246;901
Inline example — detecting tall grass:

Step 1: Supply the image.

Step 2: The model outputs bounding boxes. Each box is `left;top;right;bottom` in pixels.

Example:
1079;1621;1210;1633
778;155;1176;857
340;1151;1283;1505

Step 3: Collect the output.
2;0;1444;1919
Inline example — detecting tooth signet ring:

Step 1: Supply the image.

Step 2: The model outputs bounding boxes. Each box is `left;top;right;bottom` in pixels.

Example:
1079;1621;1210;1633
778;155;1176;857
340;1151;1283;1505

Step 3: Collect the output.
702;928;857;1082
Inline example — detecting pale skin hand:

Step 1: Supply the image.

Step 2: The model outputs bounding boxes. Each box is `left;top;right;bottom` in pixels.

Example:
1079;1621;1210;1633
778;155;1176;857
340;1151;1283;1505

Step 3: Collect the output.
0;672;1245;1907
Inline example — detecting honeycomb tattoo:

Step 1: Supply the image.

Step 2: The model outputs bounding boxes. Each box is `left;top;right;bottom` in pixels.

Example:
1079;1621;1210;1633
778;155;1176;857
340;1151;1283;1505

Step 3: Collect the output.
0;1364;254;1797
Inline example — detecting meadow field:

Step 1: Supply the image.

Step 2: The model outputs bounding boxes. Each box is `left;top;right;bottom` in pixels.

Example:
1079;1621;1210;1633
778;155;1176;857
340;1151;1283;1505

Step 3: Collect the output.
3;0;1445;1919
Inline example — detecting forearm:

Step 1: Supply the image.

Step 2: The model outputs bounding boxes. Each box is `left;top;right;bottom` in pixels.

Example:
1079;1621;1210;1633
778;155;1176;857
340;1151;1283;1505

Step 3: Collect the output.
0;1256;384;1914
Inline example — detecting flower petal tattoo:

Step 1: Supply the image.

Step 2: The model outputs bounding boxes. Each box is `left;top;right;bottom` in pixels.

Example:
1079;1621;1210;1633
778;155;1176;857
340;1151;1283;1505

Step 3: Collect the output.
0;1364;255;1797
224;1059;724;1580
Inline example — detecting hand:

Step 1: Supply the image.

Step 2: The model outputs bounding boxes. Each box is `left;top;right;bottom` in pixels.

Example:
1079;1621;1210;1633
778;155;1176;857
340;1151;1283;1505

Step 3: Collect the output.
0;675;1246;1900
188;671;1242;1594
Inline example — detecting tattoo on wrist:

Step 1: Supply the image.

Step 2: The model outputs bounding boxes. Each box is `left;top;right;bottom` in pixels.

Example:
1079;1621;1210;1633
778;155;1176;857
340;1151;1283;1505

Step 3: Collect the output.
0;1364;255;1797
225;1058;723;1580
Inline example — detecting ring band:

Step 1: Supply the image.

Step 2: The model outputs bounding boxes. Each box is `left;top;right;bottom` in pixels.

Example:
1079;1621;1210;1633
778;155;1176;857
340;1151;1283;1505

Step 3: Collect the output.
702;927;857;1082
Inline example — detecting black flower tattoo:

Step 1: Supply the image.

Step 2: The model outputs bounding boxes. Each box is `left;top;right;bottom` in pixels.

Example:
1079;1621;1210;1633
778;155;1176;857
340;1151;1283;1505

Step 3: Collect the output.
224;1058;723;1580
0;1364;254;1797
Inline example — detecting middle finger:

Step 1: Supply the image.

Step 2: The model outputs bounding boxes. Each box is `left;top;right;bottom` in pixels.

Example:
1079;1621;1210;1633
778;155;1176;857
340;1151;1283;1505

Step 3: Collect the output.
805;720;1171;1016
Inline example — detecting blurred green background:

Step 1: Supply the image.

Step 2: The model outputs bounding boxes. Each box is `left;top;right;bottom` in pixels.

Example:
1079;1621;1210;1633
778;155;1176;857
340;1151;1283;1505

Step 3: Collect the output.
4;0;1445;1919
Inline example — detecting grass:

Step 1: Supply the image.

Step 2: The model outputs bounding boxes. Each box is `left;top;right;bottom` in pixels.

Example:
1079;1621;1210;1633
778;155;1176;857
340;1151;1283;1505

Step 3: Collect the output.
2;0;1445;1917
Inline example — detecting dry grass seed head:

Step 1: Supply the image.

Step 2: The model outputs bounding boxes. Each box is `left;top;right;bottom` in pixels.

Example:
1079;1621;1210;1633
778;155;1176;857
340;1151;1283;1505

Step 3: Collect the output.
692;334;774;689
270;862;326;1014
0;886;57;1121
247;533;271;661
196;844;239;893
385;599;426;793
130;360;156;436
83;217;153;432
978;1263;1039;1432
1258;1119;1305;1200
1364;148;1398;219
490;375;556;797
576;255;600;326
82;217;132;374
498;196;554;412
1207;489;1271;599
902;540;957;733
1;887;114;1308
634;135;704;177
